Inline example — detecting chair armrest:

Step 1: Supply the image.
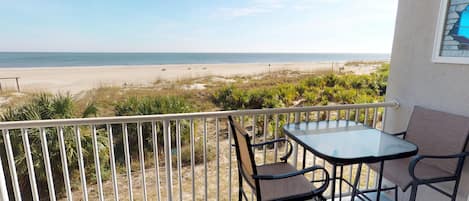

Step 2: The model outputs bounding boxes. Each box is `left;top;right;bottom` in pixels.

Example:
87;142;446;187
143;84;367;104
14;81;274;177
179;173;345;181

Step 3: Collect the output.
253;165;330;194
251;138;288;147
408;152;469;182
253;165;326;179
251;138;293;162
232;138;288;147
232;138;293;161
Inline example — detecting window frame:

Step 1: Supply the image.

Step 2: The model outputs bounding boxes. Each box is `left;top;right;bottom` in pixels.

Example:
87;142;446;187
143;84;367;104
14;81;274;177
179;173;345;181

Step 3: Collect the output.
432;0;469;64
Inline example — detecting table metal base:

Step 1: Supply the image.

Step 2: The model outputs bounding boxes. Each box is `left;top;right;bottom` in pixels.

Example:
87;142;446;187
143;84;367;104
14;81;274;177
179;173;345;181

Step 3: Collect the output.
350;161;386;201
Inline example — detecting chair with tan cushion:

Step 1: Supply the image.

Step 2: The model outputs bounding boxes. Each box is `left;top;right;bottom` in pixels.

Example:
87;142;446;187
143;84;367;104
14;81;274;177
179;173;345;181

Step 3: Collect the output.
368;106;469;201
228;116;329;201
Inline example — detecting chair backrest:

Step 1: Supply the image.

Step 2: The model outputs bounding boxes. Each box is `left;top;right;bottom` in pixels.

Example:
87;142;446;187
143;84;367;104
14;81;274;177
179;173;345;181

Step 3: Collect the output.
228;116;258;188
406;106;469;173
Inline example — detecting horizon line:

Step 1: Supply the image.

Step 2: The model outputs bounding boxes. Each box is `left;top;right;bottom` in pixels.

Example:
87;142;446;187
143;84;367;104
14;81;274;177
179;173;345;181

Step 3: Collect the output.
0;51;391;54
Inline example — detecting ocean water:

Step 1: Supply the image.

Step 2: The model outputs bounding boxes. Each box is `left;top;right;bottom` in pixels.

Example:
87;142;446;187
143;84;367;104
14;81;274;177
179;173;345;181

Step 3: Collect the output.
0;52;390;68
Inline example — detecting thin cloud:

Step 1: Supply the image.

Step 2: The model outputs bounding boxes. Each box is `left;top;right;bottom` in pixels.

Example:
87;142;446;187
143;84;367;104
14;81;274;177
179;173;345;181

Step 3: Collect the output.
219;7;271;17
217;0;285;18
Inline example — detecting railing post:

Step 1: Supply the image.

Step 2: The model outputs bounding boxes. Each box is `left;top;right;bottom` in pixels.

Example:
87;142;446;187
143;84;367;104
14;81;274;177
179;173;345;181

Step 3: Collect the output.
122;124;133;201
0;155;9;201
40;128;56;201
163;120;173;201
292;112;300;167
22;129;39;201
3;129;21;201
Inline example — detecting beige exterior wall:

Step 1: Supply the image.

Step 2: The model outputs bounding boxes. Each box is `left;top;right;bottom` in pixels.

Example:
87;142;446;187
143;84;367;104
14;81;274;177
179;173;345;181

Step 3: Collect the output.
385;0;469;200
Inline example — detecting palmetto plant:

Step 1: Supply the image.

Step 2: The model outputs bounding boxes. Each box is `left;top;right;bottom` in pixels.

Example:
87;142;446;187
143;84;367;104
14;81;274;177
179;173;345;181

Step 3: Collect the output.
0;93;106;200
113;96;194;161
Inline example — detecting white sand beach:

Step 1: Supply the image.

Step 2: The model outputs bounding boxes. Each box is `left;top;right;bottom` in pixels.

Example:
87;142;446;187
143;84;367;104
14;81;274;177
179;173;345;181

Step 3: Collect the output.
0;62;350;94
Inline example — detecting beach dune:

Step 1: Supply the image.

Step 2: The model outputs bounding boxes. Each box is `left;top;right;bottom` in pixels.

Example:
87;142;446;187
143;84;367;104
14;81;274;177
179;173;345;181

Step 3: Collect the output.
0;62;338;94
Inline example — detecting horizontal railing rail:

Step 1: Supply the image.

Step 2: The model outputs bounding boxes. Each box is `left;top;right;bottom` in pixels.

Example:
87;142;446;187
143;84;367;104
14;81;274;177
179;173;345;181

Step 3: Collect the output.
0;101;398;129
0;101;398;201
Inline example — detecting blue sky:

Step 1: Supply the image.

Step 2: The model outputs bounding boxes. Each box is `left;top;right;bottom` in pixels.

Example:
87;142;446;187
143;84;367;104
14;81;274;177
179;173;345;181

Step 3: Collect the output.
0;0;398;53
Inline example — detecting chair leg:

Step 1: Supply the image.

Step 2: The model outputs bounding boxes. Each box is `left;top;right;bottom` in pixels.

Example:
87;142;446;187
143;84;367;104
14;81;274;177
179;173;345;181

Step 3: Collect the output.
238;174;243;201
450;185;459;201
394;186;398;201
314;195;326;201
409;184;418;201
351;163;362;201
451;176;463;201
320;195;327;201
451;192;457;201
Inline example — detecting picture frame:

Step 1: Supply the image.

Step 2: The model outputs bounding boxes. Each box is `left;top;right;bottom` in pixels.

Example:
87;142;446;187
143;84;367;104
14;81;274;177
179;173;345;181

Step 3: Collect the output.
433;0;469;64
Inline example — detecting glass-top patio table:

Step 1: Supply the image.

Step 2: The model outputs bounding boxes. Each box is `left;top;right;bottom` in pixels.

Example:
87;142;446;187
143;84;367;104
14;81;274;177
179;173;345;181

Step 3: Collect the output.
283;120;418;201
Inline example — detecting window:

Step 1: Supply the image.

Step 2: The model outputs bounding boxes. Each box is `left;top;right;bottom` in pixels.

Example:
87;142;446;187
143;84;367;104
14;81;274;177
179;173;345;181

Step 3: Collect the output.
433;0;469;63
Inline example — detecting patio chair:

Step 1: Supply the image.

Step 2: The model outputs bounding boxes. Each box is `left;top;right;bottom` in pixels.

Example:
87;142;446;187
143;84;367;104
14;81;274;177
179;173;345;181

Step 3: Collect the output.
368;106;469;201
228;116;330;201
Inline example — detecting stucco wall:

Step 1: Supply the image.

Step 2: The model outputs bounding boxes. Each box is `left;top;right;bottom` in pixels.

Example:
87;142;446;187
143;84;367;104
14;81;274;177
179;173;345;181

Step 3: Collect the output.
385;0;469;200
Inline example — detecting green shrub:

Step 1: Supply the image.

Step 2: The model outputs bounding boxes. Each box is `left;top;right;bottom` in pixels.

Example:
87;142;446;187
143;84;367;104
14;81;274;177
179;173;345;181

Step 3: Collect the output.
277;84;297;105
212;86;284;109
211;86;249;110
212;63;389;109
247;88;284;109
334;89;356;104
324;74;339;87
304;91;318;105
113;96;194;164
302;77;325;89
114;96;193;116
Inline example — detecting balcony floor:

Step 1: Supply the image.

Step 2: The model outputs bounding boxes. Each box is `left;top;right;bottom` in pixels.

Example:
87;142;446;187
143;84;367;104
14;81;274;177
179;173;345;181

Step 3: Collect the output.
326;192;394;201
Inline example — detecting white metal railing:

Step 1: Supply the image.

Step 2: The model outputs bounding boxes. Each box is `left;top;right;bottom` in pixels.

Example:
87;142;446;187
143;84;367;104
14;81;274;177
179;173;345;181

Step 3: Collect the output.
0;101;398;201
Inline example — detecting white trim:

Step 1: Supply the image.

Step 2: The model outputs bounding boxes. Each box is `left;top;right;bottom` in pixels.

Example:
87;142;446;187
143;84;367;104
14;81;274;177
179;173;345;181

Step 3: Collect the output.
432;0;469;64
432;0;447;63
0;101;399;129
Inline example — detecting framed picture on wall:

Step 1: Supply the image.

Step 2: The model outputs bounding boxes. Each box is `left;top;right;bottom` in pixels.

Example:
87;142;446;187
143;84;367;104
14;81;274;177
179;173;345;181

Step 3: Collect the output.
433;0;469;64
